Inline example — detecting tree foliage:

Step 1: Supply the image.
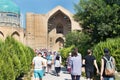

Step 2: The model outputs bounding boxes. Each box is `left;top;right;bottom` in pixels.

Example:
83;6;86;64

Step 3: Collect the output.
74;0;120;43
65;31;91;55
93;37;120;71
0;36;34;80
60;45;75;66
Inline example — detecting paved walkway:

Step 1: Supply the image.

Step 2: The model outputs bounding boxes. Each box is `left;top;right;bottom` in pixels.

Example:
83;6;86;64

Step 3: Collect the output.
31;66;86;80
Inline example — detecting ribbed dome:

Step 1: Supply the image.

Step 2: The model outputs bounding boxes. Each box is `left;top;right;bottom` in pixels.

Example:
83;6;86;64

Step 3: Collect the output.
0;0;20;14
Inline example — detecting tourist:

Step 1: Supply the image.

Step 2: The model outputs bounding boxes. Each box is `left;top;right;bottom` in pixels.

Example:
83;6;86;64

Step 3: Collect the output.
42;56;47;76
70;48;82;80
46;52;52;73
100;48;115;80
32;51;44;80
66;53;71;73
54;55;61;76
83;49;99;80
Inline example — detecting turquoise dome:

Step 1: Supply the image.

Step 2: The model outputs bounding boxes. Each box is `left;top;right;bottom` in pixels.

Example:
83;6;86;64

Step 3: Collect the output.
0;0;20;14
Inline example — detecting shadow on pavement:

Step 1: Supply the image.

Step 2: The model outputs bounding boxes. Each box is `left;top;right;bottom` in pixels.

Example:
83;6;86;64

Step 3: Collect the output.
49;66;70;76
64;79;71;80
61;67;67;71
61;67;70;74
50;70;56;76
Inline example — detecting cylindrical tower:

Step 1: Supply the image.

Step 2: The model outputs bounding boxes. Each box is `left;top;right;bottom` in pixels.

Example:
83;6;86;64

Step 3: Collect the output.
0;0;20;27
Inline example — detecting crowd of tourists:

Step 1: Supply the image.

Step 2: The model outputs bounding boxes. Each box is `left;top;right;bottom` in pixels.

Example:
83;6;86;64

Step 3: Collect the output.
66;48;115;80
32;48;116;80
32;49;62;80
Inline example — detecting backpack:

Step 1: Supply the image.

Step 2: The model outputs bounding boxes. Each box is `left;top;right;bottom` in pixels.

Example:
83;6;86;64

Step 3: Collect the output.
103;56;115;76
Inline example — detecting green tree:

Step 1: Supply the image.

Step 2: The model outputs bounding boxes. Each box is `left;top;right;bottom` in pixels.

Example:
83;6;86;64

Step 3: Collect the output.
60;45;75;66
0;42;15;80
65;31;91;55
74;0;120;43
0;36;34;80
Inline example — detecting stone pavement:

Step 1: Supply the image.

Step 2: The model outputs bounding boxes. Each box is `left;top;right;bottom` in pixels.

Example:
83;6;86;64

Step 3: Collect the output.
31;66;86;80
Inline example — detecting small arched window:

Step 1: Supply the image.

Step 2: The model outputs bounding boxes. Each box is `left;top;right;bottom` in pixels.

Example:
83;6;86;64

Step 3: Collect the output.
56;23;63;34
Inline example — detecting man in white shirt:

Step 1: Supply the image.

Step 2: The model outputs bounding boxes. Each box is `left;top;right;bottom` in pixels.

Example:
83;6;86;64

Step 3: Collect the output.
32;51;44;80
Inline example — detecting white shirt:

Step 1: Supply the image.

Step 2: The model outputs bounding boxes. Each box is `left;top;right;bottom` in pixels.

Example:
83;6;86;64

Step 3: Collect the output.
70;54;82;75
43;58;47;67
32;56;44;70
54;60;61;67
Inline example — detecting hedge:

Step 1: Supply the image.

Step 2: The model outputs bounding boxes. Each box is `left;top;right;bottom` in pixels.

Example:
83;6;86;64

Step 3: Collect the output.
0;36;34;80
93;37;120;71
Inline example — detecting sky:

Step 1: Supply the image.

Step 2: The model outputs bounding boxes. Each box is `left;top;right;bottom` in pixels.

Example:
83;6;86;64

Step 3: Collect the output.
13;0;80;27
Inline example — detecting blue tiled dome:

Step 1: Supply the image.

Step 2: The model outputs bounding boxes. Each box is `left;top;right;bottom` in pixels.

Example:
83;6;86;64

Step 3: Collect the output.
0;0;20;14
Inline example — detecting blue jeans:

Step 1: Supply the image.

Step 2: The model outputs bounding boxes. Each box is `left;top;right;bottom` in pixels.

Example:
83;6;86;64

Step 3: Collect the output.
104;77;114;80
71;75;80;80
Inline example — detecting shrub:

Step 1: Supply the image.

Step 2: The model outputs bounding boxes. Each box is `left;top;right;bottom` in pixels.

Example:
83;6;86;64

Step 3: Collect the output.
93;37;120;71
60;45;75;66
0;36;34;80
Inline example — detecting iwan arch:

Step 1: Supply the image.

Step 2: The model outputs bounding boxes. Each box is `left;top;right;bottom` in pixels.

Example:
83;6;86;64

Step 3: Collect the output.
26;6;82;51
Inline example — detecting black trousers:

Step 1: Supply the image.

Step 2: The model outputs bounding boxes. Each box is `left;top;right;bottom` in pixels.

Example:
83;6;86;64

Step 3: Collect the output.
55;67;61;73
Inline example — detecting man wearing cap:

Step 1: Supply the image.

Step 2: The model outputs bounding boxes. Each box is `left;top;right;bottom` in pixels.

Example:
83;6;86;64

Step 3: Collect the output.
32;51;45;80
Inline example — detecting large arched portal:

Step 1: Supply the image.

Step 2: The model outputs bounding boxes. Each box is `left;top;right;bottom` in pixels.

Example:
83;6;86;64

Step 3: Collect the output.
48;10;71;51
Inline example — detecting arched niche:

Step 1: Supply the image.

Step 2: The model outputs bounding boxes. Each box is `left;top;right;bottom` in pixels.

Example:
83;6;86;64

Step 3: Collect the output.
56;23;63;34
55;37;64;49
0;31;4;39
0;31;4;37
11;31;20;41
48;10;71;35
